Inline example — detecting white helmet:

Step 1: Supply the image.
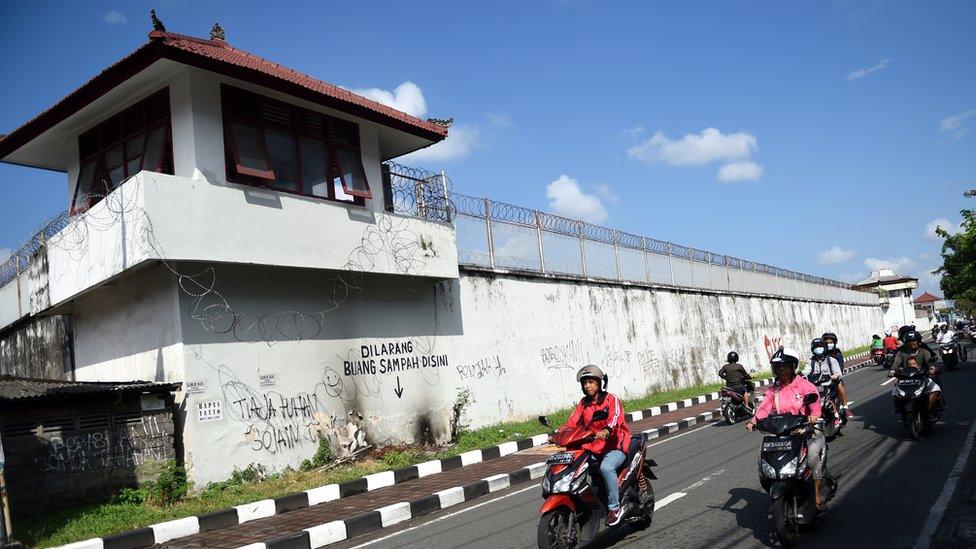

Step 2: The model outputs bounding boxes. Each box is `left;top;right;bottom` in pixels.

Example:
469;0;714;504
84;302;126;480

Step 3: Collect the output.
770;346;801;373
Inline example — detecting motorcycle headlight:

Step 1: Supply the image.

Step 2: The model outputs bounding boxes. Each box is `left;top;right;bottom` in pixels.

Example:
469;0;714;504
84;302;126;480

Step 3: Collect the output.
552;473;574;493
761;460;777;478
913;387;925;398
780;457;799;477
551;462;588;493
542;476;551;492
895;388;906;397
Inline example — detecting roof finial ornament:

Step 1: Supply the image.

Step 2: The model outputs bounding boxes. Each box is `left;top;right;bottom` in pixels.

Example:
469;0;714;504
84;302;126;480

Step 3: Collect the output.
210;22;226;41
427;117;454;129
150;9;166;32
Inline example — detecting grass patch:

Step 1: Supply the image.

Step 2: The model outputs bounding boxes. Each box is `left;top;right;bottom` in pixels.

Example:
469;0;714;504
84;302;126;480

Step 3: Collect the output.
17;372;772;547
844;344;871;358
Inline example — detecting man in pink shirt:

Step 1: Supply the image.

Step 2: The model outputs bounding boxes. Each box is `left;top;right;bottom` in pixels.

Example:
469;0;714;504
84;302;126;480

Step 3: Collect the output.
747;347;828;510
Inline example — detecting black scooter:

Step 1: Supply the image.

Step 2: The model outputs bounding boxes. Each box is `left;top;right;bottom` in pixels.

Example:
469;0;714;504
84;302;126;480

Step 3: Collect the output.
755;399;837;547
806;373;844;439
891;368;943;440
720;386;755;425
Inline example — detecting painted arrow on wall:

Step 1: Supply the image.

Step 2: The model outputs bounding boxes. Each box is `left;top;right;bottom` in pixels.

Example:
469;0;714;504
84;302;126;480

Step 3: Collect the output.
394;376;404;399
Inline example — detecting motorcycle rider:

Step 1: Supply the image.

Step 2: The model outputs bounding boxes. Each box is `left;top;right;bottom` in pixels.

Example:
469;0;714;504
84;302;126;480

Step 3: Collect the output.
883;331;900;351
871;334;884;351
820;332;851;416
809;338;847;425
747;347;829;510
554;364;633;527
719;351;754;411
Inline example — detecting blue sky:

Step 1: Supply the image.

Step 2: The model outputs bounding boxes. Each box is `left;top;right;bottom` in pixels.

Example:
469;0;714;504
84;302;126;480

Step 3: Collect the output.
1;0;974;293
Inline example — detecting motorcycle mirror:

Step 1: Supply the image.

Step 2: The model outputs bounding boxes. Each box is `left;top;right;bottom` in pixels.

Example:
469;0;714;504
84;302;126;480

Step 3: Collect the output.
592;409;610;421
538;415;550;427
803;393;819;405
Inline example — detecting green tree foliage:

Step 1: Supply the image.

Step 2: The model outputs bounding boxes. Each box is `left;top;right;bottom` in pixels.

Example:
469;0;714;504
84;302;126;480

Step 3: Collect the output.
935;209;976;314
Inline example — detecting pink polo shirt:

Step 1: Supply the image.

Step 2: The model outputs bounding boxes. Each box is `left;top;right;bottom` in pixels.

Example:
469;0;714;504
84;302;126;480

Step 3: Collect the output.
754;375;822;420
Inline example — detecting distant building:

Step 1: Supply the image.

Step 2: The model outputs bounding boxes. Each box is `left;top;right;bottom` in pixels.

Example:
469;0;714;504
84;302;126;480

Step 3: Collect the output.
914;291;942;319
852;269;920;331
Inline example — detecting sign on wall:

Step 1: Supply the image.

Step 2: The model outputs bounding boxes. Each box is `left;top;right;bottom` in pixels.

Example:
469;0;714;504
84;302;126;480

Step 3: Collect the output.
197;400;223;423
185;379;208;395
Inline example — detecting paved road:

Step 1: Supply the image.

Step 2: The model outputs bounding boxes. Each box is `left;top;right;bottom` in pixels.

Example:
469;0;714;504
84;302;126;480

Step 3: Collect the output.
333;353;976;549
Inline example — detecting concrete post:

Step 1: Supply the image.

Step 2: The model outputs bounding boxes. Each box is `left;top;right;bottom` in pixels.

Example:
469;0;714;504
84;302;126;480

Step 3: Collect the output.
484;198;495;269
642;237;651;283
668;244;675;286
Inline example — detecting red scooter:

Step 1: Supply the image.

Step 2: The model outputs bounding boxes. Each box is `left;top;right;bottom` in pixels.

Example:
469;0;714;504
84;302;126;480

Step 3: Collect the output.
536;412;656;548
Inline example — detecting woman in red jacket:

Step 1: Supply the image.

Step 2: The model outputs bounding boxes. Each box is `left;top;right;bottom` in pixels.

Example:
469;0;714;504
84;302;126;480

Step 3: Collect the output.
555;364;632;526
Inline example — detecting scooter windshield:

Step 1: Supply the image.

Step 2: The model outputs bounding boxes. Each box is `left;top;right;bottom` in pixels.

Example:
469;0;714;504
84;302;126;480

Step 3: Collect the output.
757;414;808;436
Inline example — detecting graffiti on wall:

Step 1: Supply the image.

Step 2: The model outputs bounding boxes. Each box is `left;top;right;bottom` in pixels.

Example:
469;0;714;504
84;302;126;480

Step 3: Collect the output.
33;415;171;473
456;355;506;382
541;340;589;371
764;335;783;360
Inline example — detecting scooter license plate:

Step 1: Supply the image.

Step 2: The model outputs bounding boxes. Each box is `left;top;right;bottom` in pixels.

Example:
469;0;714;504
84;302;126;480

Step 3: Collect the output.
762;439;792;452
546;452;574;465
899;379;922;389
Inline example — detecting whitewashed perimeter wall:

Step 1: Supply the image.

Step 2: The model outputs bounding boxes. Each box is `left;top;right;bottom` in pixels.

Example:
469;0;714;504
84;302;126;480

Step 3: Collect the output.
168;266;881;485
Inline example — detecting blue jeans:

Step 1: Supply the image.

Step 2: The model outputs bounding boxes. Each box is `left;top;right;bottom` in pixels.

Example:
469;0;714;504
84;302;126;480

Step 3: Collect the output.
599;449;627;510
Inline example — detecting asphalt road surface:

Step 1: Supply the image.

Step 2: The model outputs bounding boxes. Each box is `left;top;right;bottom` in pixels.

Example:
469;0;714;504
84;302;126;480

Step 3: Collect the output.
333;351;976;549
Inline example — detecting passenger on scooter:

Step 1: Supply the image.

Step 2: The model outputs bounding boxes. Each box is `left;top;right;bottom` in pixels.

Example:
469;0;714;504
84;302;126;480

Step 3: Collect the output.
820;332;851;416
719;351;754;411
937;324;956;344
809;338;846;423
747;347;829;510
553;364;633;527
891;331;937;371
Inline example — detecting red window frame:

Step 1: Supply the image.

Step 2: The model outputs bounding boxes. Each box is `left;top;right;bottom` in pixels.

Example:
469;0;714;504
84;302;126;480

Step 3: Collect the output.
70;89;173;215
220;85;371;204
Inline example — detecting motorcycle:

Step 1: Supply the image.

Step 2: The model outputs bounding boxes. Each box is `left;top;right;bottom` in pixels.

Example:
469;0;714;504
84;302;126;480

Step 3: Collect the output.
720;386;754;425
536;412;657;548
891;368;943;440
940;343;958;370
884;349;896;370
755;402;837;547
871;348;886;367
806;373;843;438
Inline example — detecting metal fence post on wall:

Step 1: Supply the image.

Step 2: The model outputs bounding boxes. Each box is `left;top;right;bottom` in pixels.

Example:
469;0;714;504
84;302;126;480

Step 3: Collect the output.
535;210;546;274
667;243;675;285
612;230;621;281
579;221;588;277
484;197;495;269
642;237;651;284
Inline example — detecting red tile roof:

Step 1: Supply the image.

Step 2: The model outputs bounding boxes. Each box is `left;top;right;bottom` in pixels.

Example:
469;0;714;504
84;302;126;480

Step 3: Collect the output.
914;291;942;303
0;31;447;162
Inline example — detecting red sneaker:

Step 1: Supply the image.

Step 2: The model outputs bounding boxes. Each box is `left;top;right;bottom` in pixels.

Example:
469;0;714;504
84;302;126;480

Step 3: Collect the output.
606;506;625;527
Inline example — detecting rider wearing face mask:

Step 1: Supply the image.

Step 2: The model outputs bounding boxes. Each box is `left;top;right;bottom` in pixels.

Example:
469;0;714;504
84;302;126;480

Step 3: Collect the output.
819;332;850;416
554;365;633;527
747;347;829;510
809;338;845;423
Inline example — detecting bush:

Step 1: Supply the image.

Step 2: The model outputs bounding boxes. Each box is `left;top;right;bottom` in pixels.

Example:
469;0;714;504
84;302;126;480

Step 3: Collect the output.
229;463;266;485
114;487;146;505
311;437;333;467
381;450;421;469
146;461;189;506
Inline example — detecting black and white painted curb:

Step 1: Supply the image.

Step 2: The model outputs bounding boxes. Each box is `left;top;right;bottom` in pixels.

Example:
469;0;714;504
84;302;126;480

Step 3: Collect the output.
56;352;876;549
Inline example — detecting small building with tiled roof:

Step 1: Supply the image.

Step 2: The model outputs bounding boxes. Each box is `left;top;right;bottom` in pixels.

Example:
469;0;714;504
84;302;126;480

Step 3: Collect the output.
914;291;942;304
0;16;460;485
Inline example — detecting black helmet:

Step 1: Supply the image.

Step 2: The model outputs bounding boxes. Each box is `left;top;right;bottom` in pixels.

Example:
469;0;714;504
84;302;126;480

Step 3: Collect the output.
904;331;922;343
821;332;838;342
898;325;916;340
727;351;739;363
810;338;825;353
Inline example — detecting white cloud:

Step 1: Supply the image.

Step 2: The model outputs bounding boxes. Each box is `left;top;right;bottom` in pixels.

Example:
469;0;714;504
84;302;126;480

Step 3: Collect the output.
717;160;763;183
916;266;942;290
494;232;538;259
103;10;128;26
817;246;857;266
620;126;645;141
545;175;609;224
627;127;764;183
939;109;976;139
863;256;915;273
0;248;11;265
485;111;512;128
847;57;892;81
400;125;481;162
925;218;962;241
350;81;427;118
628;127;757;166
595;183;619;204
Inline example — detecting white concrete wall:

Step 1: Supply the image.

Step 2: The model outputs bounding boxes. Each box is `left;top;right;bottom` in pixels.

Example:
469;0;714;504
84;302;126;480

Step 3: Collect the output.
71;264;184;383
882;294;917;333
0;279;21;329
44;172;459;307
170;265;882;484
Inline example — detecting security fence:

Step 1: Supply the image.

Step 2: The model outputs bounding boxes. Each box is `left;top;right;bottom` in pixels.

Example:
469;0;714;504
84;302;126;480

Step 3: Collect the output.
387;163;876;305
0;213;69;288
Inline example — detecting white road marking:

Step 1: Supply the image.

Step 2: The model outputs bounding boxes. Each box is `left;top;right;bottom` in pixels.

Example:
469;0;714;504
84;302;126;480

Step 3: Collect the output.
346;484;539;548
681;469;725;491
915;418;976;549
653;492;687;510
882;378;896;386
